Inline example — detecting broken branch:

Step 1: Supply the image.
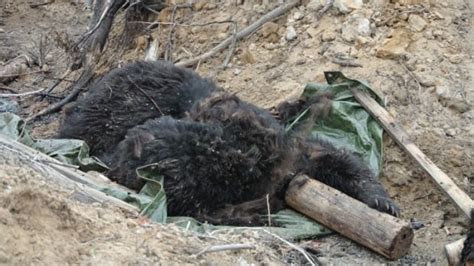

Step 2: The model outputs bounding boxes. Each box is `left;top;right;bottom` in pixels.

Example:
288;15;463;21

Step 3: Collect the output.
176;0;300;67
349;87;474;218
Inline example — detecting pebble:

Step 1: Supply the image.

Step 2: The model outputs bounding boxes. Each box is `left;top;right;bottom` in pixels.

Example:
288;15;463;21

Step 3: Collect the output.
334;0;364;13
369;0;389;8
285;26;297;41
444;128;456;137
306;0;322;11
432;29;444;38
445;54;463;64
322;31;337;42
293;11;304;21
376;29;411;58
233;69;242;76
436;85;472;113
408;14;427;32
260;22;280;43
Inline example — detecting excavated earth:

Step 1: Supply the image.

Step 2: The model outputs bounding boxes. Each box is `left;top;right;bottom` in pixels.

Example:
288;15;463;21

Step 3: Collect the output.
0;0;473;264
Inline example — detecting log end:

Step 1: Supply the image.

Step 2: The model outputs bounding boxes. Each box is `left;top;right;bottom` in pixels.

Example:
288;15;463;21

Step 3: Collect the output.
387;224;414;260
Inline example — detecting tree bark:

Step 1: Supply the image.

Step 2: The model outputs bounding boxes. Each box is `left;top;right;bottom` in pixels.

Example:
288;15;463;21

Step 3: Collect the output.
285;175;414;260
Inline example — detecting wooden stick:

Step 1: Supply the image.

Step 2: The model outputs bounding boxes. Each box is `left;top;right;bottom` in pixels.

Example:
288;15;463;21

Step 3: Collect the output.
285;175;414;260
0;133;138;213
350;88;474;218
175;0;300;67
445;237;466;266
193;244;256;257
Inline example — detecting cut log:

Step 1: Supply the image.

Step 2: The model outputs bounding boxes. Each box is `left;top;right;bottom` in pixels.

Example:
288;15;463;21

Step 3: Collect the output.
350;88;474;219
445;237;466;266
285;175;414;260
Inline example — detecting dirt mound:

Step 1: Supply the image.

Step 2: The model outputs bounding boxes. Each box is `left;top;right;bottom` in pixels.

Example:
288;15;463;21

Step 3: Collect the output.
0;0;473;264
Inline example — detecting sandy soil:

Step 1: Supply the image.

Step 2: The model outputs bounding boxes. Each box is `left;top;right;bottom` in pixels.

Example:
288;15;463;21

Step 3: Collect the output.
0;0;473;264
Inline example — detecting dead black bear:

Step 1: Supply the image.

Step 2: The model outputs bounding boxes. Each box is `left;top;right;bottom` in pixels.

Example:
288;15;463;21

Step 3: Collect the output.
461;209;474;265
58;60;221;161
106;91;400;225
59;60;399;225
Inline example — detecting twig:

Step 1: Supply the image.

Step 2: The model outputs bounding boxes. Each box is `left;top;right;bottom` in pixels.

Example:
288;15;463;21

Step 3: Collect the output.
0;69;49;78
41;67;73;100
210;227;317;266
398;59;422;103
0;85;18;93
175;0;300;67
164;4;192;61
29;0;54;8
222;21;238;68
126;75;164;115
28;68;94;121
0;87;49;98
316;0;334;19
327;55;362;67
193;244;256;257
266;194;272;226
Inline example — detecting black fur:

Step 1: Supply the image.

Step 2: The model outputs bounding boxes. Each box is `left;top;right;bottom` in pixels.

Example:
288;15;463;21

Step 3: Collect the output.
60;60;400;225
461;209;474;265
295;137;400;216
106;92;400;225
58;60;221;160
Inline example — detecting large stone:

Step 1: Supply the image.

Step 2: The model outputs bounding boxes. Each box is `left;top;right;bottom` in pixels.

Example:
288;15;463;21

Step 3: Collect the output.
341;14;371;42
376;29;412;59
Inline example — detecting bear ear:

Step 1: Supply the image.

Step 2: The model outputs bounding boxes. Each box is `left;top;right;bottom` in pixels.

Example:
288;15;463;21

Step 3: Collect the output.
130;131;156;159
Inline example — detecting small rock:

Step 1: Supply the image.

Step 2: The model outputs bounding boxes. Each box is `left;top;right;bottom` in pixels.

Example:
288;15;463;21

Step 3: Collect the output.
285;26;297;41
408;14;427;32
306;27;321;38
263;43;278;50
376;29;411;59
341;14;371;42
334;0;364;13
436;85;472;113
445;54;463;64
306;0;322;11
293;11;304;21
295;58;307;65
432;29;444;38
233;69;242;76
205;3;217;10
445;128;456;137
321;31;337;42
410;218;425;230
260;22;280;43
192;0;206;11
413;70;439;87
369;0;389;9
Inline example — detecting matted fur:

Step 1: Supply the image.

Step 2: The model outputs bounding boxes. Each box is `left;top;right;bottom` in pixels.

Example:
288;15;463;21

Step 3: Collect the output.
106;92;400;224
58;60;221;160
